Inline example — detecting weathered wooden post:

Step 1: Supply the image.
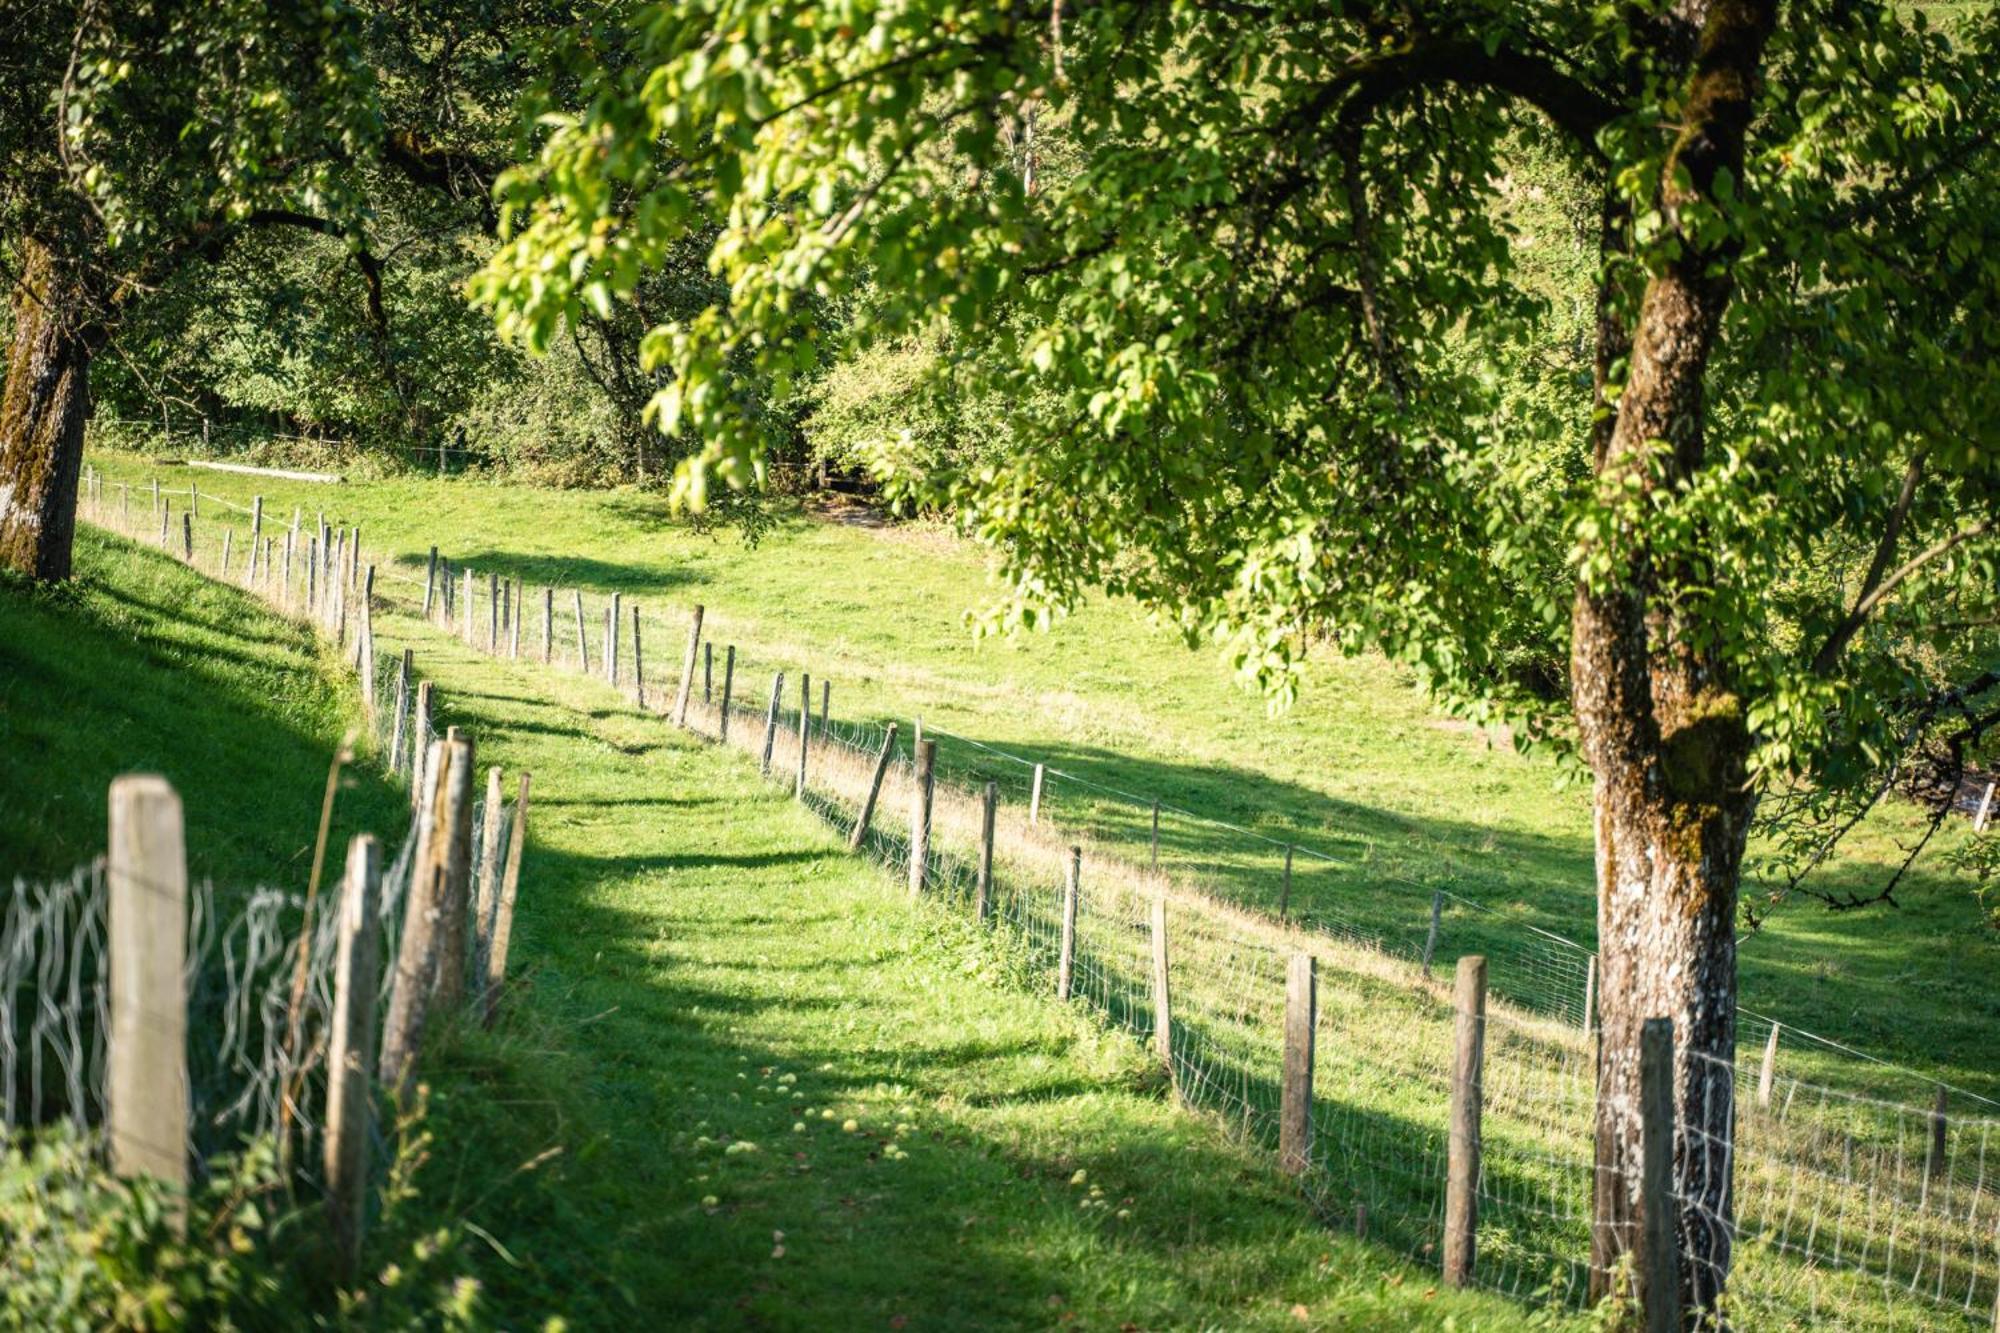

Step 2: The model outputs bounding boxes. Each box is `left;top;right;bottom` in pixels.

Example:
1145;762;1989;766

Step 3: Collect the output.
1150;799;1161;872
107;775;189;1230
819;678;830;731
631;604;645;706
1279;844;1294;917
1056;846;1081;1000
462;567;476;645
795;672;811;798
382;740;449;1094
674;605;705;726
476;766;505;978
719;646;736;741
489;571;500;654
432;731;477;1011
1976;779;1997;833
1280;952;1316;1174
424;546;438;619
1583;954;1598;1034
704;640;713;702
484;772;531;1028
188;480;198;518
608;591;622;685
1422;888;1444;980
221;527;232;577
159;496;170;547
542;586;553;664
1757;1023;1780;1108
509;583;521;659
572;589;590;673
1151;898;1173;1071
975;780;997;921
150;476;160;514
1639;1017;1682;1333
907;740;940;896
761;672;785;775
851;724;900;850
390;650;413;774
409;681;434;809
1029;763;1046;825
1444;954;1487;1287
1928;1086;1950;1183
181;510;193;560
324;833;381;1278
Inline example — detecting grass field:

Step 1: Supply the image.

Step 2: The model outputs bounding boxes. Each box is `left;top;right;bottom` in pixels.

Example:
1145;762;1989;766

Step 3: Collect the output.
80;449;2000;1111
0;520;1583;1327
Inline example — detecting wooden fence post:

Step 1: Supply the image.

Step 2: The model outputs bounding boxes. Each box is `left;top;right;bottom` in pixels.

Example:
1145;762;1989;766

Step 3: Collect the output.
1056;846;1081;1000
1030;763;1045;825
462;567;475;645
704;641;713;701
476;766;505;980
572;589;589;673
424;546;438;619
509;582;522;659
150;476;159;514
1280;952;1316;1174
1150;800;1161;872
1279;844;1294;917
1583;955;1598;1034
188;480;198;518
1444;954;1487;1287
484;772;531;1027
761;672;785;775
488;572;500;654
608;591;622;685
390;649;413;774
719;646;736;741
159;496;169;548
631;603;646;705
795;672;811;798
1929;1087;1950;1182
542;586;553;664
1422;889;1444;980
107;775;189;1229
1640;1016;1682;1333
432;733;477;1011
851;723;900;850
674;605;705;726
819;678;830;731
1976;779;1996;834
324;833;381;1278
381;739;449;1094
221;527;232;577
360;566;377;708
1757;1023;1780;1108
1151;898;1173;1070
909;739;937;896
975;780;997;921
409;681;434;809
181;511;193;560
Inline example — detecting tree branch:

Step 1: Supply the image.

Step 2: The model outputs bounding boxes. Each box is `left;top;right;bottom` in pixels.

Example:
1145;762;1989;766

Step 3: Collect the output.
1811;447;1926;674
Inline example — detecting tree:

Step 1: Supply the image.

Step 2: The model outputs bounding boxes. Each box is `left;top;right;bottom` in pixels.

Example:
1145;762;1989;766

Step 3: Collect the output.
482;0;2000;1313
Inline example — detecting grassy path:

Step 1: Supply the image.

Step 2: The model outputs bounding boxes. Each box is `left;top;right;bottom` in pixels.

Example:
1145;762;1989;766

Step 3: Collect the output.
301;561;1573;1324
79;450;2000;1109
2;526;1573;1326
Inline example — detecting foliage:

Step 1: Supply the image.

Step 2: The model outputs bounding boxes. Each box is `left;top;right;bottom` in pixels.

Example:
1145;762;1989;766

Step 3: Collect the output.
0;1112;479;1332
477;0;2000;881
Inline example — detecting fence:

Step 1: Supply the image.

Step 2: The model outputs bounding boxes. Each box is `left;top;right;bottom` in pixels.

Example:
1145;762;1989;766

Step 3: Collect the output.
72;465;2000;1327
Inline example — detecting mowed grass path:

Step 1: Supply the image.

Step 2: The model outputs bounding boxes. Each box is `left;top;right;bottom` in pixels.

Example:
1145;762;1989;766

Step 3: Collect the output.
82;450;2000;1106
3;527;1567;1328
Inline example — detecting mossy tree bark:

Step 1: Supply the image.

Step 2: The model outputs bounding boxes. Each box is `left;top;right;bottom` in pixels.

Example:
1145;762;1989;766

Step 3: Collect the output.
1575;0;1776;1318
0;236;101;582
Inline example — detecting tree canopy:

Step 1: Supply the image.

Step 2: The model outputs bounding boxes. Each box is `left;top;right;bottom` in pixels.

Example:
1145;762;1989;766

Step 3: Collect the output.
476;0;2000;1310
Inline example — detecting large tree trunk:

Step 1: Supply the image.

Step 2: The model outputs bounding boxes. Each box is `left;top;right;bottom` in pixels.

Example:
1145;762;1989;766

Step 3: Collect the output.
0;237;98;582
1575;0;1775;1319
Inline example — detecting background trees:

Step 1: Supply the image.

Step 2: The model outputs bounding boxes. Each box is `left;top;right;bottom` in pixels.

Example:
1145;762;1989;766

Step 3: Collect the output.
475;0;2000;1313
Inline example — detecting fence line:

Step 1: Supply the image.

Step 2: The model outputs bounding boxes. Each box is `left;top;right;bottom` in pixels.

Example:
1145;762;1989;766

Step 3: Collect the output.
70;466;2000;1327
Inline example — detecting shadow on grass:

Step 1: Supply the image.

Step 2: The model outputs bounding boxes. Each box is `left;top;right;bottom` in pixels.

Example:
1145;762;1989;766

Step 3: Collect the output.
0;529;410;889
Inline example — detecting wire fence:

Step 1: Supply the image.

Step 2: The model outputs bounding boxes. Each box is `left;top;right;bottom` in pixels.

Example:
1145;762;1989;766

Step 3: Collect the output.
68;465;2000;1327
